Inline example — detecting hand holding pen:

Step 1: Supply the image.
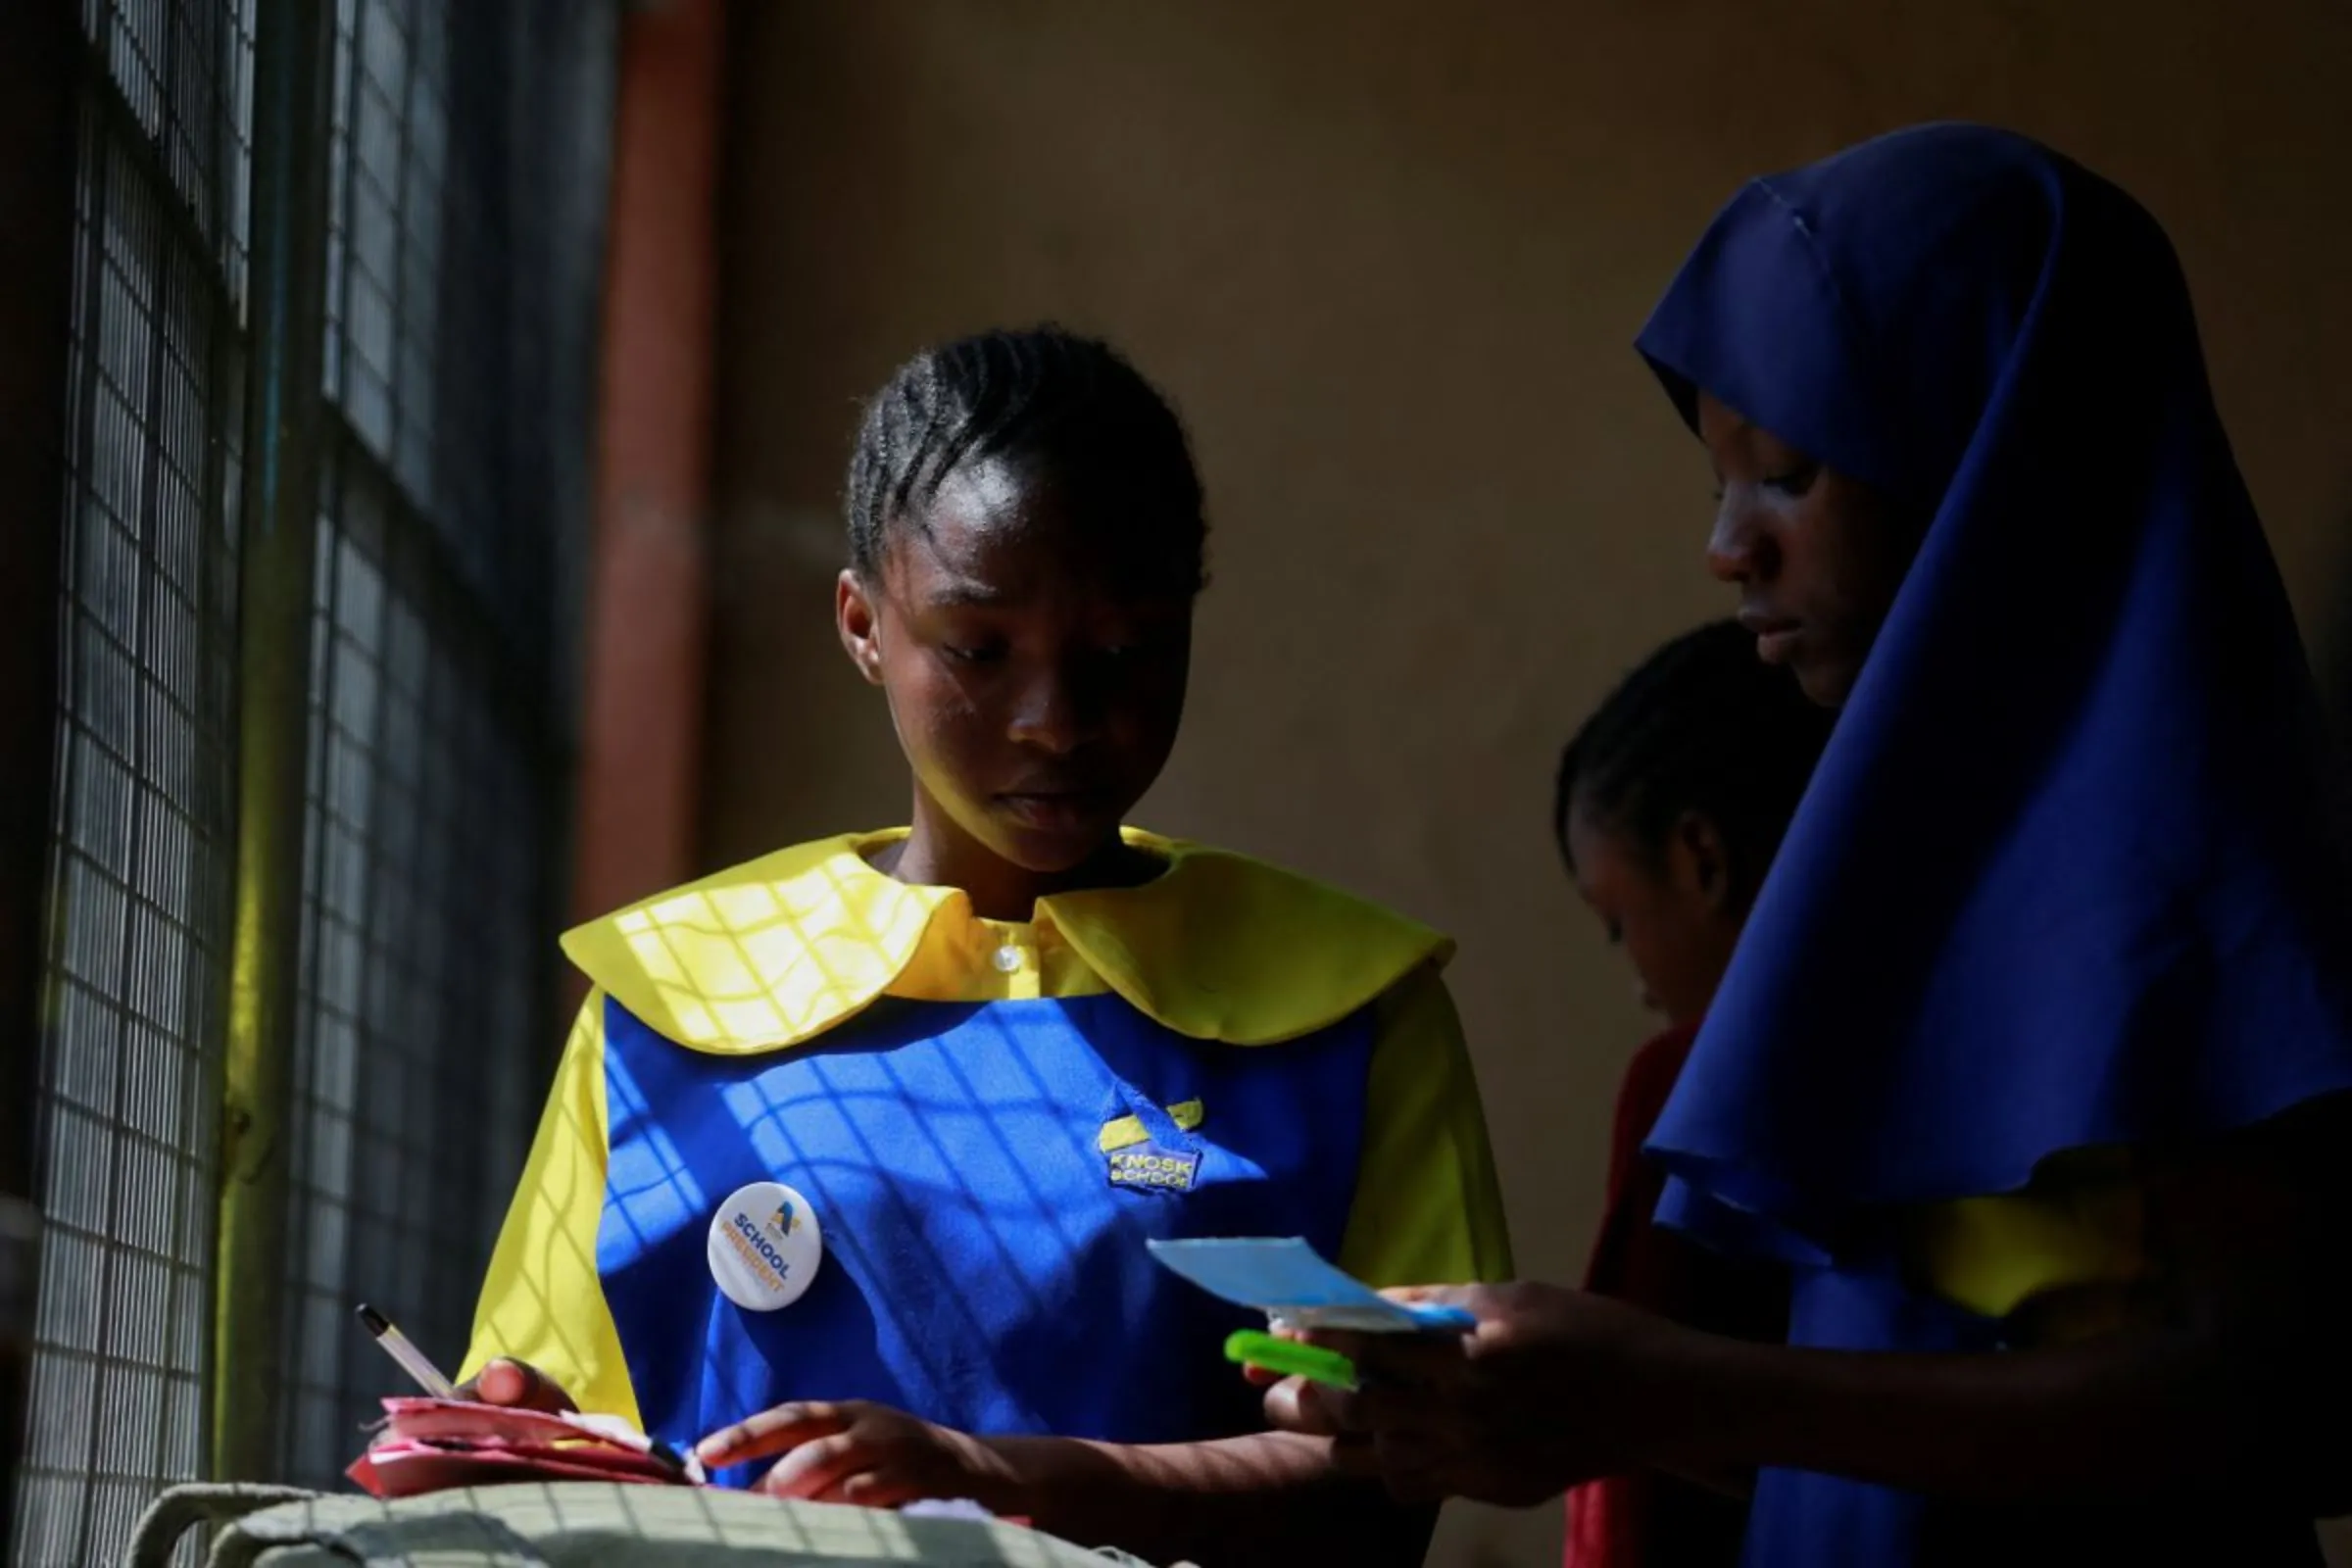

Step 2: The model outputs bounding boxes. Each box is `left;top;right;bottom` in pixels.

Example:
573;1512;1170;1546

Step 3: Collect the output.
355;1301;697;1480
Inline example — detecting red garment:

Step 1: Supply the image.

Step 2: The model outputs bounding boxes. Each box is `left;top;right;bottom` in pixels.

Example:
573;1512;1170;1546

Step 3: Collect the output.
1564;1025;1788;1568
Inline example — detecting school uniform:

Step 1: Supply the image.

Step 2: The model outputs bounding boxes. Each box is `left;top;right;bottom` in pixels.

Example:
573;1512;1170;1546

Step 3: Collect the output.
462;827;1512;1473
1637;123;2352;1564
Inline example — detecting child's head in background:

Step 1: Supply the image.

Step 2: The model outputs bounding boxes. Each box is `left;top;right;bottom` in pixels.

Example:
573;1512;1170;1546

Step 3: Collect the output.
836;326;1205;916
1555;619;1834;1028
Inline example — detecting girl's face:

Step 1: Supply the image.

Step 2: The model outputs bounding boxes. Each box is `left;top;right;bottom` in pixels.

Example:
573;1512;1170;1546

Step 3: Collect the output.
837;459;1195;880
1565;798;1746;1030
1696;389;1919;708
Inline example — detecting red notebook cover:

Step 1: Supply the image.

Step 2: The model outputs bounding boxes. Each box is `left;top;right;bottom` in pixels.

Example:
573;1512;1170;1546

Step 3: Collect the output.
347;1397;703;1497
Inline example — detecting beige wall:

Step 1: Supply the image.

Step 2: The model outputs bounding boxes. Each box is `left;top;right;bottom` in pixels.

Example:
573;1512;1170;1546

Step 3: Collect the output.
704;4;2352;1562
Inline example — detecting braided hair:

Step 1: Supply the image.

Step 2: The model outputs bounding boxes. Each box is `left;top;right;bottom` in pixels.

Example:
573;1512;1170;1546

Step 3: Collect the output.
1555;619;1836;905
845;325;1206;590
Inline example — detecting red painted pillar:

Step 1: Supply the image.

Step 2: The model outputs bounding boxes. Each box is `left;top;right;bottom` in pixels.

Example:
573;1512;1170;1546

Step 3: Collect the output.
568;0;725;998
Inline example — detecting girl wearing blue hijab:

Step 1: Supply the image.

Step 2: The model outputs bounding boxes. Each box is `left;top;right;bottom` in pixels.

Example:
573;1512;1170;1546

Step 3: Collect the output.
1264;123;2352;1564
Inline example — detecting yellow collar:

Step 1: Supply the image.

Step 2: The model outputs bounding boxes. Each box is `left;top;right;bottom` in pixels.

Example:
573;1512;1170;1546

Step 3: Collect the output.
562;827;1450;1054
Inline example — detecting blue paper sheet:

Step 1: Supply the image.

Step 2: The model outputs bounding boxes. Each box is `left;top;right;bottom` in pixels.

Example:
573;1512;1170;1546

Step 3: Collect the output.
1146;1237;1476;1333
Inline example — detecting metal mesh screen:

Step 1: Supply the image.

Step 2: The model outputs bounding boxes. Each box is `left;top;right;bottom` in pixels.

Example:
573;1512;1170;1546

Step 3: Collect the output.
274;0;613;1492
16;0;612;1543
81;0;257;301
274;453;551;1485
15;4;255;1564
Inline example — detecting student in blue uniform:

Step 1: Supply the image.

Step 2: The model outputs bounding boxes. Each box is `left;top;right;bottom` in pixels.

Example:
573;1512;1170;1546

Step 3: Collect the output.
1265;124;2352;1564
458;325;1512;1565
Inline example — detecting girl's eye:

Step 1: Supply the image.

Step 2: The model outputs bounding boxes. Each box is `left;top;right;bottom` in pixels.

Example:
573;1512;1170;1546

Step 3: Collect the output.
1762;464;1819;497
1100;630;1181;662
943;643;1005;665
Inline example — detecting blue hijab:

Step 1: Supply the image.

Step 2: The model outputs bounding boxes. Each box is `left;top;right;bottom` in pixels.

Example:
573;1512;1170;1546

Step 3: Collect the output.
1637;123;2352;1263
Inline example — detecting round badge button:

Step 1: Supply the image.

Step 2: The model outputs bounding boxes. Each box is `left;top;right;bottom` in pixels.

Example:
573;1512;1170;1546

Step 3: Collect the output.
707;1180;822;1312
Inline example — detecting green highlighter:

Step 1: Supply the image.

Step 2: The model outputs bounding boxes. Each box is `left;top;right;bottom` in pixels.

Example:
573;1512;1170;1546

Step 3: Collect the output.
1223;1329;1359;1391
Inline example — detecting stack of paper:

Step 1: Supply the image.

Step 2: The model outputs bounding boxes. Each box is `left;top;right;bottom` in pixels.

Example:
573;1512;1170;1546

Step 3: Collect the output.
347;1396;706;1497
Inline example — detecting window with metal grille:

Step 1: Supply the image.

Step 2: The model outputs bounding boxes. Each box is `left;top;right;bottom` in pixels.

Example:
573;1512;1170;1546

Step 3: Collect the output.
15;5;254;1565
273;0;614;1494
14;0;614;1556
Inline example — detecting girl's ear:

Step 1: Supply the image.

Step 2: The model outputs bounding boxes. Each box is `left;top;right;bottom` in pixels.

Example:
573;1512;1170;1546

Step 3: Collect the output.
1674;810;1737;914
837;569;885;686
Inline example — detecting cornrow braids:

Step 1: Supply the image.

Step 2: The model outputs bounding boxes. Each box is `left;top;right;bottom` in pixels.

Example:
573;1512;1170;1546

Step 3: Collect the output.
845;324;1206;589
1555;619;1837;905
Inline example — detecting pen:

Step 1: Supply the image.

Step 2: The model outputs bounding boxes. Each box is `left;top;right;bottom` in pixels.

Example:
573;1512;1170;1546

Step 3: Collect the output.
355;1302;460;1399
644;1436;700;1482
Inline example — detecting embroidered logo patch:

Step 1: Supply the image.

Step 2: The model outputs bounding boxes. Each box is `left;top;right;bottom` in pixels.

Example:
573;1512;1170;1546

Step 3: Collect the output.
1106;1143;1201;1193
1100;1094;1204;1195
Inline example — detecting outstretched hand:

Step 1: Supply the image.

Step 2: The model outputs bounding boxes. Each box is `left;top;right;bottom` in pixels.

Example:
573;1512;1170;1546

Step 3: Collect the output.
695;1399;1017;1510
1260;1282;1673;1508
